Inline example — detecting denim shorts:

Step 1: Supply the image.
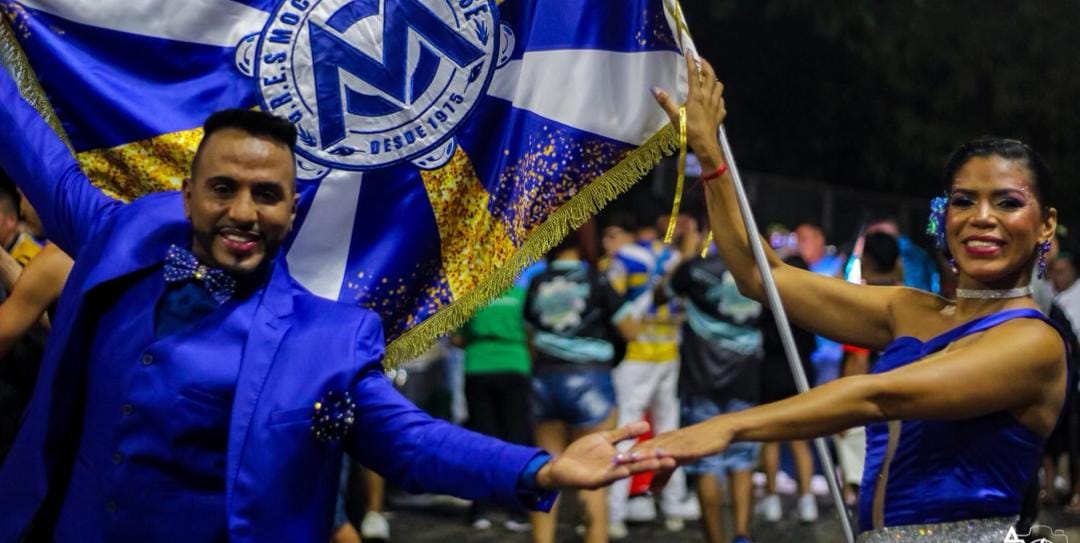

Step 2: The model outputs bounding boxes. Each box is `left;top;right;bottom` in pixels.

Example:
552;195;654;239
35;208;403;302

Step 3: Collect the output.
532;369;616;428
680;394;760;476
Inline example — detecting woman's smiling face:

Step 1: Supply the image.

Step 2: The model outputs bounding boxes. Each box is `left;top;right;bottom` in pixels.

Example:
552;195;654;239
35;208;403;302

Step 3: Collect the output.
946;155;1056;288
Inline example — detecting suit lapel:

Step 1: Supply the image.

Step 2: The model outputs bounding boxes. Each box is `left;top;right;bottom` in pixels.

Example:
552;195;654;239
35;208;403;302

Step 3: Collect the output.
225;260;296;507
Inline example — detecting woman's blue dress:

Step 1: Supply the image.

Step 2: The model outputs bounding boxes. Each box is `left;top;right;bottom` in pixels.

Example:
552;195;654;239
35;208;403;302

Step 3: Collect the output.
859;308;1068;537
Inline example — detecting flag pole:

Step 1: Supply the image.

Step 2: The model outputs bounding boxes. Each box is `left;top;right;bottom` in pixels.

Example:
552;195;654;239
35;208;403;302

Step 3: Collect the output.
716;125;856;543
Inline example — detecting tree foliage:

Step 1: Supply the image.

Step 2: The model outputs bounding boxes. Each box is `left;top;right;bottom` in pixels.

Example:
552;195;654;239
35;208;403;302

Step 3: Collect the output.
683;0;1080;235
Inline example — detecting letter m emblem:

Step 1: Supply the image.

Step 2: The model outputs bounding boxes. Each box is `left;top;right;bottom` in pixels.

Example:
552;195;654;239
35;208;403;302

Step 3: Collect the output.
309;0;486;148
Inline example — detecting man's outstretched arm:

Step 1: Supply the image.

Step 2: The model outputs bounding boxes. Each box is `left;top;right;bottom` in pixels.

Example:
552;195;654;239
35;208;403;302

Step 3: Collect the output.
348;370;670;508
345;315;672;508
0;66;120;256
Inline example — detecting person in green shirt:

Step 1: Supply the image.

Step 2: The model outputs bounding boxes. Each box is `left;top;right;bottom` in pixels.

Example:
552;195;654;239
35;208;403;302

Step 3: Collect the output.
456;262;543;532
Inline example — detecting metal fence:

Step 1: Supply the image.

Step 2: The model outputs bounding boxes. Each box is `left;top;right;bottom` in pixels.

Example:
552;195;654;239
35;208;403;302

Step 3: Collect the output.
621;157;935;253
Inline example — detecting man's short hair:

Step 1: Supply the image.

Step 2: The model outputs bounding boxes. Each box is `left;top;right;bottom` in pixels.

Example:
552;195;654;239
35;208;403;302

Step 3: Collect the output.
863;232;900;274
191;109;298;176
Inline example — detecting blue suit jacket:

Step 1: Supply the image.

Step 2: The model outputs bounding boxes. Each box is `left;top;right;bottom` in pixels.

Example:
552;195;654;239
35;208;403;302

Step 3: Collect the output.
0;67;541;543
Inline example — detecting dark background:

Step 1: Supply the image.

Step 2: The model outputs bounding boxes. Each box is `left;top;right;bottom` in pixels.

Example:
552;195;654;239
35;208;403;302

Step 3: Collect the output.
637;0;1080;248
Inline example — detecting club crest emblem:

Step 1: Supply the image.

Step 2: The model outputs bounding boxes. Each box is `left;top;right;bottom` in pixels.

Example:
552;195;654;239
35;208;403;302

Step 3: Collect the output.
241;0;500;173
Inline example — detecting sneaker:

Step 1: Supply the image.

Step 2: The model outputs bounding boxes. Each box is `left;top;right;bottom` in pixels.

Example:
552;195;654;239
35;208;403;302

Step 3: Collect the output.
661;496;701;520
731;535;754;543
758;494;781;523
663;517;685;532
775;470;798;495
797;494;819;523
503;516;531;533
608;521;629;540
360;511;390;540
625;496;657;522
470;517;492;530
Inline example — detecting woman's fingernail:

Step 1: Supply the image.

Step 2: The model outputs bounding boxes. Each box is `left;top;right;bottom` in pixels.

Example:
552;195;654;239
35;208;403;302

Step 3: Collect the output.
613;453;626;464
651;86;663;97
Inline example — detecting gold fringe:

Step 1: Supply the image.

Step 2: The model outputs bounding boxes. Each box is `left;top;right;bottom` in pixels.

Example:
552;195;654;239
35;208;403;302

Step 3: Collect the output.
384;124;679;365
0;14;73;154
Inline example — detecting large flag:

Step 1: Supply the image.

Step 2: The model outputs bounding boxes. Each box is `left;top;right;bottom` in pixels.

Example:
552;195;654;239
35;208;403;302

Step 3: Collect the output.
0;0;693;363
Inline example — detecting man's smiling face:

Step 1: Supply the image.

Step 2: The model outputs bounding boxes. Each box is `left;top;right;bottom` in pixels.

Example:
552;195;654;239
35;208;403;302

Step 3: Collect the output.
183;127;297;276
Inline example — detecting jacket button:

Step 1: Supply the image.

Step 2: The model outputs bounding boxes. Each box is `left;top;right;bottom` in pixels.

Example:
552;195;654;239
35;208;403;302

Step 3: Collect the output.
121;404;134;416
141;353;154;365
112;452;124;465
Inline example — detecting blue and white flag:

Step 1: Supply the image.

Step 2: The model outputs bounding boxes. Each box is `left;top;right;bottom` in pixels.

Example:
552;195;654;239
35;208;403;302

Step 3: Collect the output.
0;0;694;362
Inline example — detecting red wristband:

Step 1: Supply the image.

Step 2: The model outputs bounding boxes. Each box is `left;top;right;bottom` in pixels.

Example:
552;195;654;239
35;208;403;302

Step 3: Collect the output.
701;164;728;181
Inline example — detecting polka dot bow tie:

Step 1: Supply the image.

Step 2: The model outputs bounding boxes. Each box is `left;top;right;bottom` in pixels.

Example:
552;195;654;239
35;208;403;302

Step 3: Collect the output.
163;244;237;304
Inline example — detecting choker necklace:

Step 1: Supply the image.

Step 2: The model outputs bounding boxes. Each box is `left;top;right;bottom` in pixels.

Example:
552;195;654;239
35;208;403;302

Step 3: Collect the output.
955;285;1033;300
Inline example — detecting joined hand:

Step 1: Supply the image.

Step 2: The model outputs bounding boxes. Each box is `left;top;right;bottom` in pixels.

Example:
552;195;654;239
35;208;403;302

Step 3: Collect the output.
536;421;676;491
619;419;735;493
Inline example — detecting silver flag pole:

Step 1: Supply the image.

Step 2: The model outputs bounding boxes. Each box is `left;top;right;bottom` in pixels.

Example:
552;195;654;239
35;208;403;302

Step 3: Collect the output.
716;125;856;543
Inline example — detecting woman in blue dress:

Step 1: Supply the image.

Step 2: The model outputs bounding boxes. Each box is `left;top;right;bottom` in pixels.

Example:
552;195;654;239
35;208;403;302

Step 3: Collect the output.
635;53;1069;542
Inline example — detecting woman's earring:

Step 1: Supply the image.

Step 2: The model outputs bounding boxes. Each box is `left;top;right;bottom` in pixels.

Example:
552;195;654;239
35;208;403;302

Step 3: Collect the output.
1037;240;1052;279
949;258;958;275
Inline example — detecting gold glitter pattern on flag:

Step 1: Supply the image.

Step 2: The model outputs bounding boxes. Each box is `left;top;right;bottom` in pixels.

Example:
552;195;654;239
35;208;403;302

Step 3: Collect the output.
420;146;515;299
386;125;680;365
489;125;630;245
349;258;454;338
77;127;203;201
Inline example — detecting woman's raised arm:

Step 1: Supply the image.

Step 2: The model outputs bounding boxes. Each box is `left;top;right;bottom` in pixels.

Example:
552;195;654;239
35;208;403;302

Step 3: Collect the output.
652;53;919;350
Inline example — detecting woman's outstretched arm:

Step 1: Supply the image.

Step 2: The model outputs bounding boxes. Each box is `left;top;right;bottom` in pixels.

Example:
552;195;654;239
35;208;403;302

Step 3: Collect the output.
631;317;1065;469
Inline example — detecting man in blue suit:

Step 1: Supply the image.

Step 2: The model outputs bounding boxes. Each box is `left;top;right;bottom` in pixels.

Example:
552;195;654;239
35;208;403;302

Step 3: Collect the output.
0;67;671;542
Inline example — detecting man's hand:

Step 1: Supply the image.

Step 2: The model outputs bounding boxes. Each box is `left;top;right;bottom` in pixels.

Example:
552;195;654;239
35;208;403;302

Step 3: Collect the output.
651;51;727;164
623;418;736;493
535;421;675;491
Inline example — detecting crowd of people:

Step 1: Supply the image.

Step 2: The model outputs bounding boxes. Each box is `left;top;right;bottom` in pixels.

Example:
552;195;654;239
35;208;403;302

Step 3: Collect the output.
1;50;1078;543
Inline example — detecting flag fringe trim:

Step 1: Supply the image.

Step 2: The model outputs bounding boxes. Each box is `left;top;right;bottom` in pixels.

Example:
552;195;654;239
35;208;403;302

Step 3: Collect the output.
384;124;678;366
0;15;73;153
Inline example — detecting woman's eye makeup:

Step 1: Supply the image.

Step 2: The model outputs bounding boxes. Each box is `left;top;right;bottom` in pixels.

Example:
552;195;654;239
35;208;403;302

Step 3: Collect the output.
995;197;1026;209
948;194;974;207
947;189;1031;210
